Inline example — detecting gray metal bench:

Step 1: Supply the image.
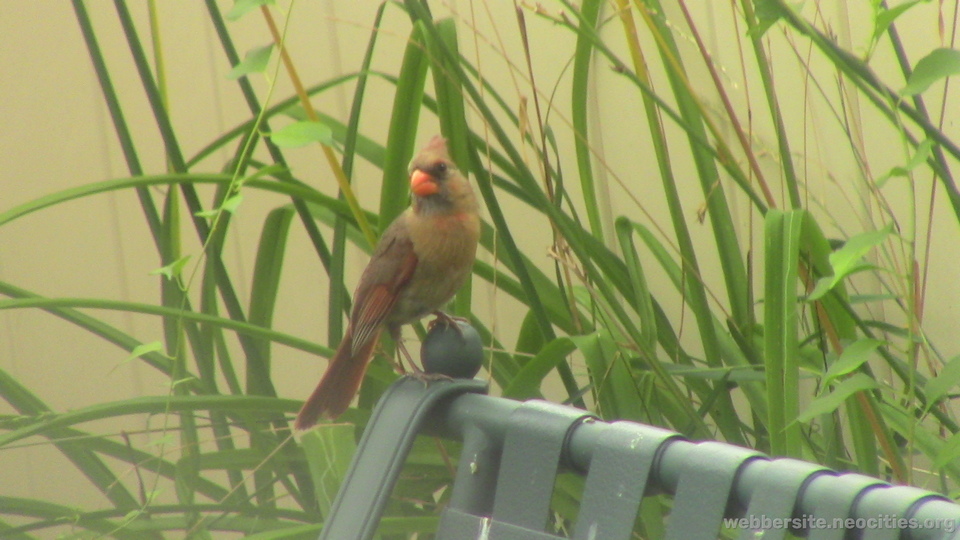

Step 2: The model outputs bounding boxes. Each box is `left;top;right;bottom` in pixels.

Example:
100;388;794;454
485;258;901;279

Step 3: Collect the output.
316;377;960;539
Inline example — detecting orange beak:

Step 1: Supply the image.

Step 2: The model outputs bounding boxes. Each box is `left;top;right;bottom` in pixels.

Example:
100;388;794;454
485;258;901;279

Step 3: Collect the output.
410;169;439;197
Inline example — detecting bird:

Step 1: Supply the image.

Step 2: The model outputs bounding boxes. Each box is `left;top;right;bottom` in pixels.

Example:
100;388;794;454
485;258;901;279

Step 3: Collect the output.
294;136;480;430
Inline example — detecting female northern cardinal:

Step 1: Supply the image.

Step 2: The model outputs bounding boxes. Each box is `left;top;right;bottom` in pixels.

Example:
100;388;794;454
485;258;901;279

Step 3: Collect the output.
294;136;480;430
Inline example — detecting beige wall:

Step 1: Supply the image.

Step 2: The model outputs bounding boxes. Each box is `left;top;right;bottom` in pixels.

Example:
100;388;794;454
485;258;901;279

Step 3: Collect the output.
1;0;958;522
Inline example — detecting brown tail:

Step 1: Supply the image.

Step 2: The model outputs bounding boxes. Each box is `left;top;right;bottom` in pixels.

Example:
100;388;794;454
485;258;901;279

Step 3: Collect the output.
294;328;380;430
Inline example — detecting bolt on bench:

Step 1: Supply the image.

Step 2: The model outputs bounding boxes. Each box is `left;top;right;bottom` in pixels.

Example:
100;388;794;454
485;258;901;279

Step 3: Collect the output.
314;377;960;540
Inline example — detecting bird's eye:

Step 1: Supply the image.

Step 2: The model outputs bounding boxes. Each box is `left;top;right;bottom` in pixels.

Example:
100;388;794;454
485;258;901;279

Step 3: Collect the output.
433;162;448;175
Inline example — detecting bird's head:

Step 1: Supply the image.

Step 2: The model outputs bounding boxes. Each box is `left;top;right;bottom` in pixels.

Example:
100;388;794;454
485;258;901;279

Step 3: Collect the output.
408;136;475;214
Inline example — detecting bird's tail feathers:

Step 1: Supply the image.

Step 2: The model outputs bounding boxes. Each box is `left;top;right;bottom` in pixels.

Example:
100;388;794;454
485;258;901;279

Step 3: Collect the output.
294;329;379;430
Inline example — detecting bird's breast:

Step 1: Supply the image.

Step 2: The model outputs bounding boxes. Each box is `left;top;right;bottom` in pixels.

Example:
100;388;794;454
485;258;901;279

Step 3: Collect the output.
390;211;479;324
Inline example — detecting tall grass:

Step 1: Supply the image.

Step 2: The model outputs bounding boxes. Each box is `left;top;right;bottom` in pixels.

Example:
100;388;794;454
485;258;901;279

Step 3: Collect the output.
1;0;959;536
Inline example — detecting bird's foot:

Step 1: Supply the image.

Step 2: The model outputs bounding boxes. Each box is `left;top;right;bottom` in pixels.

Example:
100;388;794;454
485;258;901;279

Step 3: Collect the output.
394;339;417;375
428;311;468;337
387;357;407;375
382;345;405;374
409;370;453;384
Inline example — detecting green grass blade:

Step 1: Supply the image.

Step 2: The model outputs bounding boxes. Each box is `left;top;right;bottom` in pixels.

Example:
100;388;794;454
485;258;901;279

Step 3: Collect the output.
426;17;476;317
0;173;362;234
845;393;880;476
611;4;744;441
402;2;567;352
614;217;657;354
628;222;758;436
247;206;295;395
571;0;604;239
0;281;189;388
245;206;306;509
71;0;162;247
300;425;356;520
379;22;429;227
328;3;387;345
641;0;752;332
739;0;801;208
112;3;279;409
0;394;298;448
204;0;346;306
158;189;203;522
428;18;470;170
0;496;135;539
770;0;960;223
763;209;804;457
503;337;577;400
881;402;960;482
572;330;645;421
112;0;187;173
0;366;146;520
0;296;331;359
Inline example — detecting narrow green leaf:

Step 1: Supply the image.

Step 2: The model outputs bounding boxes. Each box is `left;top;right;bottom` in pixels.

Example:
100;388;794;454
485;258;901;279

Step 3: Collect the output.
239;163;287;185
127;341;165;362
624;0;750;441
194;448;268;470
222;193;244;213
572;330;643;421
880;402;960;480
380;22;429;227
662;364;768;382
876;139;935;187
873;0;926;45
823;338;885;386
226;0;274;21
270;120;333;148
764;209;804;456
934;431;960;471
753;0;787;37
809;223;893;300
571;0;604;238
72;0;163;245
301;424;357;520
247;206;295;395
241;524;328;539
169;377;197;389
799;213;857;340
503;337;576;400
150;255;191;281
227;44;272;80
0;364;154;515
797;373;878;423
0;394;299;448
328;2;387;348
901;47;960;95
426;18;469;171
194;193;243;218
615;217;657;354
830;223;892;278
924;355;960;410
0;296;331;358
628;221;756;436
513;309;546;359
740;0;802;209
0;496;128;538
844;397;880;476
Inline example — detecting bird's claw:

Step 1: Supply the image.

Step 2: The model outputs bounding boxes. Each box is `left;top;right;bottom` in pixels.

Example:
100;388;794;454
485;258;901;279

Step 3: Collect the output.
386;338;415;375
409;371;453;385
429;311;469;338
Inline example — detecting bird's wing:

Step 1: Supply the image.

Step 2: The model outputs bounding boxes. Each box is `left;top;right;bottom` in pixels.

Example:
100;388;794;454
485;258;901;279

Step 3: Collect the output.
349;231;418;354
